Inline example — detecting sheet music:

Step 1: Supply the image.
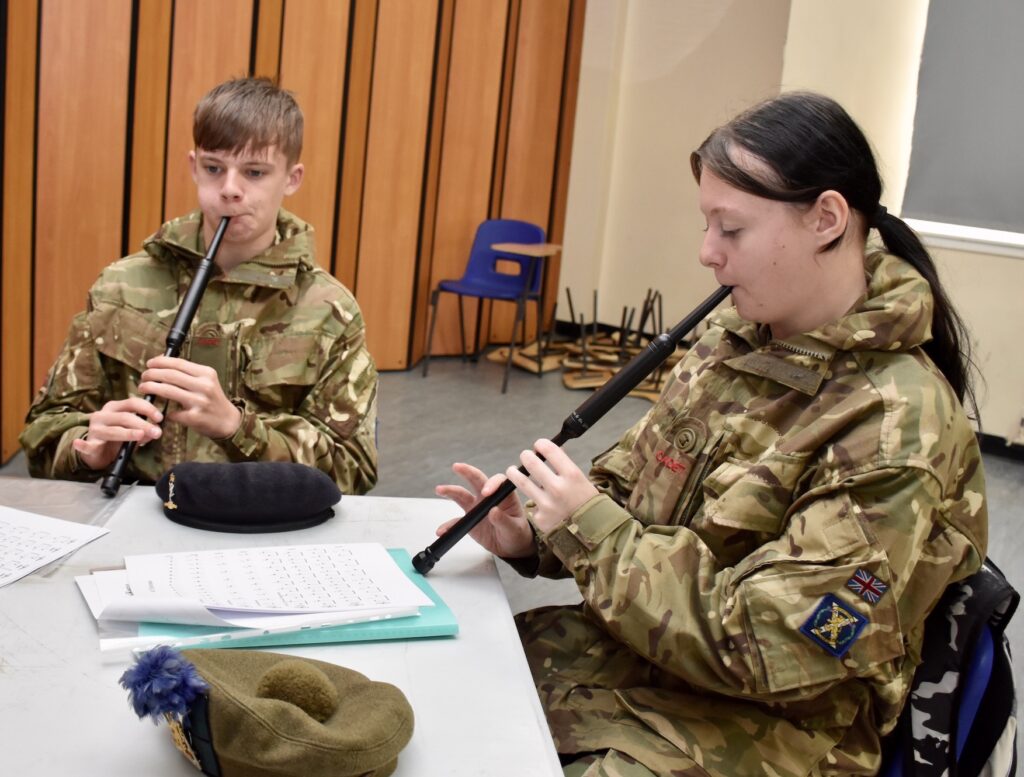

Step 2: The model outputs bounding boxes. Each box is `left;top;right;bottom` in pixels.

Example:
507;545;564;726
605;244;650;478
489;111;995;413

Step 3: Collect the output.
124;543;432;614
0;505;109;588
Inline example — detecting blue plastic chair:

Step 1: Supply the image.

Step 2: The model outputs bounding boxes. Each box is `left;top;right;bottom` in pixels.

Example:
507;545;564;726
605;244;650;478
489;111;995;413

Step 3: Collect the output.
422;219;546;393
879;559;1018;776
880;624;997;776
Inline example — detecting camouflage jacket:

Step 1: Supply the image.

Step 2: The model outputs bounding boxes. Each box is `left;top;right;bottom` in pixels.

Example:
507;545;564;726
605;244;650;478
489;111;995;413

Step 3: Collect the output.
21;210;378;494
519;253;987;775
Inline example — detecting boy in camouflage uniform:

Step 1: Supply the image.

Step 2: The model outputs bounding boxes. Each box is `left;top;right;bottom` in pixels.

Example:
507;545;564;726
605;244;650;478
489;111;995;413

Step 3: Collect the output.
436;93;986;776
21;78;377;494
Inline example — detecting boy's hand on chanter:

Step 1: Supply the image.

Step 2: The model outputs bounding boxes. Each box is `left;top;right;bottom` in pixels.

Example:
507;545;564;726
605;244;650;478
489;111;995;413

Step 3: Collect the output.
74;396;164;471
139;356;241;440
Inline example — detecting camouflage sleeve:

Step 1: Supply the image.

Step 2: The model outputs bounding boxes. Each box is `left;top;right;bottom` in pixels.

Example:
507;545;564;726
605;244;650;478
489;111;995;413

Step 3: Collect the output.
533;465;983;703
507;372;675;578
19;309;111;481
589;401;661;504
215;316;379;495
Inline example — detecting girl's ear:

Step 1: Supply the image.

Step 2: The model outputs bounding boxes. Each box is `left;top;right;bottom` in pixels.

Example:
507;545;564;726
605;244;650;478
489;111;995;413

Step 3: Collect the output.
811;189;850;248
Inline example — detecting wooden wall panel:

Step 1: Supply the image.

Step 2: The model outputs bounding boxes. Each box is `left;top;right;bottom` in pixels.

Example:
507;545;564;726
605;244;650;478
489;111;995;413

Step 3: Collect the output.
501;0;569;221
34;0;132;389
278;0;351;269
355;0;439;369
490;0;520;220
163;0;253;221
490;0;569;342
422;0;508;357
335;0;378;292
1;0;39;460
407;0;455;366
253;0;284;78
545;0;586;328
127;0;172;253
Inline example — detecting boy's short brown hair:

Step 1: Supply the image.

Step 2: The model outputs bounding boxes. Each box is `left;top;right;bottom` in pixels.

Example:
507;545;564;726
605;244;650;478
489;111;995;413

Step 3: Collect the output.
193;77;303;164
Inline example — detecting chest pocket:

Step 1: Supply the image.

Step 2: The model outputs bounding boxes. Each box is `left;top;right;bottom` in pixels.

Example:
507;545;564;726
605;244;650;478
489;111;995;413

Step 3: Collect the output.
88;305;169;391
241;334;323;412
186;323;241;398
691;451;811;566
625;415;724;526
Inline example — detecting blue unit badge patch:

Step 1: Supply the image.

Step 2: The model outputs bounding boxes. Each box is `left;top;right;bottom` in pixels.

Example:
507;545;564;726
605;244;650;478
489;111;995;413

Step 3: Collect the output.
799;594;868;657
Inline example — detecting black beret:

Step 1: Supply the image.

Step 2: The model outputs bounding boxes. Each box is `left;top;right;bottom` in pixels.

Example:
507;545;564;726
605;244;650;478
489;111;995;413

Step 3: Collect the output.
155;462;342;533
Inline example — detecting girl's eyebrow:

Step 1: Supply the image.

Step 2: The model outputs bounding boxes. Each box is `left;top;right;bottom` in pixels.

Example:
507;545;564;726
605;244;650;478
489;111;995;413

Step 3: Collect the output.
701;205;743;217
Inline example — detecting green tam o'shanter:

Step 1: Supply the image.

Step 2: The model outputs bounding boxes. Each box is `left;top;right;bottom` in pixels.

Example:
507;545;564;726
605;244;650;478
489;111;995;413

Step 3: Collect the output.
121;647;414;777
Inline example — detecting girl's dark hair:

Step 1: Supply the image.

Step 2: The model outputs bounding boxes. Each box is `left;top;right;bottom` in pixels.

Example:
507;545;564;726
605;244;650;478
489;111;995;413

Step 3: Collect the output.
690;91;977;417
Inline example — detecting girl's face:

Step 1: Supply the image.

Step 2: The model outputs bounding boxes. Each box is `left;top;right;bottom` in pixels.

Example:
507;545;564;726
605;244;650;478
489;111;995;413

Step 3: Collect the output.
697;168;838;340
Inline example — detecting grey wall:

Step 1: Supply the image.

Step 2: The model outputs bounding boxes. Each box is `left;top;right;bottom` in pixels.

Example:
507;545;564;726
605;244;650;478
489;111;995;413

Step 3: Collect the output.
902;0;1024;232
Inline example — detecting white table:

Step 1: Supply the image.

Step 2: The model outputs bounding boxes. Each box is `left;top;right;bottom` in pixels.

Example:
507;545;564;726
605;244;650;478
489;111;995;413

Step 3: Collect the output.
0;478;562;776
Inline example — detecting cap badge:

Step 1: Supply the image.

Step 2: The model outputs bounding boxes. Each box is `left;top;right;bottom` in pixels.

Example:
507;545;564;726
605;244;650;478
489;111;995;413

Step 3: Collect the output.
168;716;202;771
164;472;178;511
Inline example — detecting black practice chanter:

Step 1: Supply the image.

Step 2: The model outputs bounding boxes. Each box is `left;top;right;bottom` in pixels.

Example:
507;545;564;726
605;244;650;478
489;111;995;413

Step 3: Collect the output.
100;216;231;498
412;284;732;575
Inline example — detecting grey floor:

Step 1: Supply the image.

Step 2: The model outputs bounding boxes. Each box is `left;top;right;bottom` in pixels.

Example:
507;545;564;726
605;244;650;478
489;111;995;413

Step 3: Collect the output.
4;354;1023;757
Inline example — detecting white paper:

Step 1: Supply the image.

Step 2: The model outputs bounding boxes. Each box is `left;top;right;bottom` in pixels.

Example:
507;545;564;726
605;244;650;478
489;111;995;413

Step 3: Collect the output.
76;569;419;628
123;542;431;617
0;505;109;588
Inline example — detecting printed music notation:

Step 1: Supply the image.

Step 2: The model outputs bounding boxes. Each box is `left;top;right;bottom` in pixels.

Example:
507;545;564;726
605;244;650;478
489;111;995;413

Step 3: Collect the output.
124;543;431;614
0;505;109;588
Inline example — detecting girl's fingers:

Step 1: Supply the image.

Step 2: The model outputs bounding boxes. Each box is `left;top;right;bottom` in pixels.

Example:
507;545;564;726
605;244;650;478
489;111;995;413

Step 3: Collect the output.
435;485;476;511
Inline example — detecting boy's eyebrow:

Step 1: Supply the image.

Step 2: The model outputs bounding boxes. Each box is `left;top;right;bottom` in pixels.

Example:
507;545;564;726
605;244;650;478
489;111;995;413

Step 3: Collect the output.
196;150;275;165
196;151;229;165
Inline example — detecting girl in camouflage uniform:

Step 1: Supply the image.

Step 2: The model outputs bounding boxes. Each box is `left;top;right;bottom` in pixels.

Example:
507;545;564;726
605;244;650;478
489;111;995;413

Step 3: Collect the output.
436;93;985;776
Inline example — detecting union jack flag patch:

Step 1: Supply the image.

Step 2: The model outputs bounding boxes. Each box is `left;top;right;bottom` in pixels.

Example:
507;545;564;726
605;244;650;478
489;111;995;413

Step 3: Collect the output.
846;568;889;605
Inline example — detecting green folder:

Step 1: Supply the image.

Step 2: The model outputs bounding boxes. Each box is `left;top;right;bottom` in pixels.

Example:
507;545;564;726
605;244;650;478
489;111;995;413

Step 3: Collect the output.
137;549;458;648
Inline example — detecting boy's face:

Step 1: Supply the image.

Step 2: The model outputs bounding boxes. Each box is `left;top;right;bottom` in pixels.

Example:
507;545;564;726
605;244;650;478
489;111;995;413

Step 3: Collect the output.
189;144;303;266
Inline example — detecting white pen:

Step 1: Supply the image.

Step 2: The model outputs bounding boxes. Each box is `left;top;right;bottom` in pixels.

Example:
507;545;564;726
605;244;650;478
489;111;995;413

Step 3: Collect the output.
98;606;421;657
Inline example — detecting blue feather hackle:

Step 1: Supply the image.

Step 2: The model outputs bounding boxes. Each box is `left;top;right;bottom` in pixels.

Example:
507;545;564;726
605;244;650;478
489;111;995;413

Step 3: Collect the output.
119;645;208;723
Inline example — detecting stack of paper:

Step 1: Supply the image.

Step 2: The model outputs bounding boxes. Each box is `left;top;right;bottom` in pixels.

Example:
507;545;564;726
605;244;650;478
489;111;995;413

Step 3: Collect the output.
0;504;109;588
75;543;433;652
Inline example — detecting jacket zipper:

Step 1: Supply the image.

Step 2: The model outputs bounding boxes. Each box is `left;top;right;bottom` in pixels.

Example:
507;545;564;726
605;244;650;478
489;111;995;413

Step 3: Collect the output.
773;341;830;361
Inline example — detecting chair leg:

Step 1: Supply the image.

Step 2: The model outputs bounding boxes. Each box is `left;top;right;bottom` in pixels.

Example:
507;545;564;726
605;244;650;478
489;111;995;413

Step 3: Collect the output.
504;297;526;393
471;299;484;362
422;288;441;377
457;295;468;362
534;298;544;378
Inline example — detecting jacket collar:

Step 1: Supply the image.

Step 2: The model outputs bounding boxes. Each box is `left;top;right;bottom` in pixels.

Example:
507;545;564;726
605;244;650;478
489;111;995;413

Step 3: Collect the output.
710;252;934;395
143;209;316;289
